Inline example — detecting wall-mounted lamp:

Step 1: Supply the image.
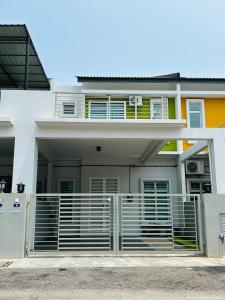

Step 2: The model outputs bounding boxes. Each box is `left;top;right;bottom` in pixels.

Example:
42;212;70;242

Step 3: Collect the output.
17;182;25;193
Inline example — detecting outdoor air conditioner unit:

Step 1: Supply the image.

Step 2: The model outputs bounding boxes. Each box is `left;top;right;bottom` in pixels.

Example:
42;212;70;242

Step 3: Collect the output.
129;96;143;107
186;160;205;175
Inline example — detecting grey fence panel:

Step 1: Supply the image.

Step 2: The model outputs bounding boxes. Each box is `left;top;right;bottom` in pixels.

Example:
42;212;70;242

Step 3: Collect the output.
33;194;114;252
31;193;202;255
119;194;201;254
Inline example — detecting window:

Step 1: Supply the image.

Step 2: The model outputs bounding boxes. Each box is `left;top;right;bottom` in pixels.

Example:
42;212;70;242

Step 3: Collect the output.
89;102;108;119
109;102;126;119
187;99;205;128
89;177;119;193
57;179;75;193
63;102;77;117
141;179;170;222
89;101;126;119
188;180;211;194
151;98;168;119
142;180;169;194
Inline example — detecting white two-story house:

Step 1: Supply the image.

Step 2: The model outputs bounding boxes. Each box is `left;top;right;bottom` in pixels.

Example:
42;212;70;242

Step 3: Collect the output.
1;25;225;255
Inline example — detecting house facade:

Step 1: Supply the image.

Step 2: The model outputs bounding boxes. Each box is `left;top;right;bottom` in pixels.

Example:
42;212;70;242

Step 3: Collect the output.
1;75;224;197
1;25;225;255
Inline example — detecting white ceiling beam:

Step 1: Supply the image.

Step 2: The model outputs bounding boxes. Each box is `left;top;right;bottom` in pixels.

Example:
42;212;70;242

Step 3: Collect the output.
140;140;167;164
180;141;208;162
35;126;224;140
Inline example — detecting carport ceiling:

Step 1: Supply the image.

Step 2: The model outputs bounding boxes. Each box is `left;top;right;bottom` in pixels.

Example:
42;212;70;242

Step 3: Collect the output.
38;139;166;161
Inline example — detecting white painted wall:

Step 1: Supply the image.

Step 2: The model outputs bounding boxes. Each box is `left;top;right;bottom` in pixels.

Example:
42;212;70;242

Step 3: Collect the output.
0;90;53;193
80;164;178;193
52;165;81;192
130;166;178;193
81;166;129;193
208;138;225;193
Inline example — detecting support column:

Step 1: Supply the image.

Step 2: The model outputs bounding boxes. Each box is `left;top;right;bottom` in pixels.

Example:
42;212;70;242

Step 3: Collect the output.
176;83;182;119
177;157;186;194
47;162;53;193
208;137;225;193
12;132;38;193
176;83;183;154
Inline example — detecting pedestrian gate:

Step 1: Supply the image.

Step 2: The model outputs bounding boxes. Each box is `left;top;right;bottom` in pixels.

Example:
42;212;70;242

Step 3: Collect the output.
30;194;202;255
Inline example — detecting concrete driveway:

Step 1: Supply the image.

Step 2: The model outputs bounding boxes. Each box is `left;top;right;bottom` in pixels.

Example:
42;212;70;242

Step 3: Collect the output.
1;257;225;299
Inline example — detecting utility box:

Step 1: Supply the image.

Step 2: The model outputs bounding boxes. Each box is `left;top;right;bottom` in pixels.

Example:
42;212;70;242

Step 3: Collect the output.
0;194;28;258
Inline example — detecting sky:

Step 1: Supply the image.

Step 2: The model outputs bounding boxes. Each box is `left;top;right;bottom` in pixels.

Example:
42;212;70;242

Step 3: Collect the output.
1;0;225;84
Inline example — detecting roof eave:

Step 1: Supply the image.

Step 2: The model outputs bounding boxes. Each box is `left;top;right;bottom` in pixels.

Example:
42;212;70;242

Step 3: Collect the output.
76;76;225;84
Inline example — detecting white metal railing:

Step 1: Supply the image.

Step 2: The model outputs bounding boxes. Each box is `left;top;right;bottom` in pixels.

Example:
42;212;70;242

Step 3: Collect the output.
54;93;174;121
30;193;202;255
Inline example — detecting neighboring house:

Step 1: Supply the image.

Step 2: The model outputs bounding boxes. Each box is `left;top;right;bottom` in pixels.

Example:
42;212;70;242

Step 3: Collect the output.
0;24;225;255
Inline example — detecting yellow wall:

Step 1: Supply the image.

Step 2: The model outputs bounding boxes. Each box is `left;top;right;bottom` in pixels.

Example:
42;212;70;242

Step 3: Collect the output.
182;98;225;151
204;99;225;127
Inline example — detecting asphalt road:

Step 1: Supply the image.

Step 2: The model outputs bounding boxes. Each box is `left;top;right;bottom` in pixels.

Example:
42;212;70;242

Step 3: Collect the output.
1;267;225;299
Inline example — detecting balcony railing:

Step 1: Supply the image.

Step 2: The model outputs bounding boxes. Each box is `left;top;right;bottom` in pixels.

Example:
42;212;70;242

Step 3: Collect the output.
55;93;177;121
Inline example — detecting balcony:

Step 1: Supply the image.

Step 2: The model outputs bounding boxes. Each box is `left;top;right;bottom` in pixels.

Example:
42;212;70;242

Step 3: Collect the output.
53;93;185;126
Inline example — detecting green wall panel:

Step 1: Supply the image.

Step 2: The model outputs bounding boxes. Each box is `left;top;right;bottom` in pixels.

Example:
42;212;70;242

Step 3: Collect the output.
168;97;176;119
161;140;177;151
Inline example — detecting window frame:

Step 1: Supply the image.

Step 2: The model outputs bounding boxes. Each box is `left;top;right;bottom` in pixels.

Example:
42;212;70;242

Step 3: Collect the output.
109;101;126;120
186;178;211;194
140;178;170;194
150;97;168;120
62;101;77;118
89;177;120;193
140;178;171;223
88;100;126;120
57;178;76;193
186;99;205;129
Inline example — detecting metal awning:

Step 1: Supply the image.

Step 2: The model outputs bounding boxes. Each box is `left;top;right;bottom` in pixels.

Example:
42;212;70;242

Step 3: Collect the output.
0;24;50;90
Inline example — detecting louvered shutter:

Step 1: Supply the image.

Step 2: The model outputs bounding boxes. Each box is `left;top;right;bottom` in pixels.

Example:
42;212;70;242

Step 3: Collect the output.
105;178;119;193
89;102;108;119
89;177;119;193
109;102;125;119
89;178;104;193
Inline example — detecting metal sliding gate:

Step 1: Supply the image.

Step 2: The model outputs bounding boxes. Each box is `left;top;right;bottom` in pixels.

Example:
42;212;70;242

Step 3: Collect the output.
31;194;203;255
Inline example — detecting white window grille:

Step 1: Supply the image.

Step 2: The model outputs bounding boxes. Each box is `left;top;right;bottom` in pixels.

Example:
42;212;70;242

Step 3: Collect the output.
89;101;125;119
